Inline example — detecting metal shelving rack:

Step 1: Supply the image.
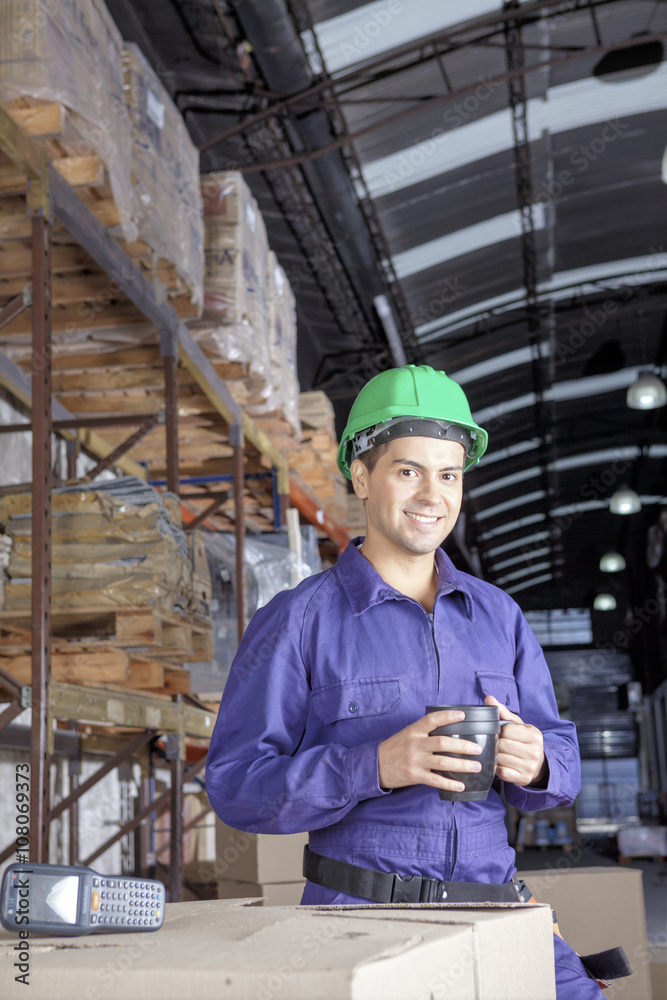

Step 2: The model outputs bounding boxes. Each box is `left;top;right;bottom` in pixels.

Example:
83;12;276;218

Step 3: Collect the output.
0;105;349;899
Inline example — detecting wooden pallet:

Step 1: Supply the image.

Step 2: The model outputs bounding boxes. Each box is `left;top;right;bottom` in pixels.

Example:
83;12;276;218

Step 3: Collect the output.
0;644;190;693
0;604;214;662
0;335;278;529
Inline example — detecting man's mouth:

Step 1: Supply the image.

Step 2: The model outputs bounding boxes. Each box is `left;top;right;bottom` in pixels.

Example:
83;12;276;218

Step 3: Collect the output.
404;511;440;524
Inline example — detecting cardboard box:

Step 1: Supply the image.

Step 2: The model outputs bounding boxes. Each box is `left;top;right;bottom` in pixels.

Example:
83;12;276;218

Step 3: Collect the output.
215;819;308;883
517;865;652;1000
218;878;305;906
650;956;666;1000
0;898;556;999
617;825;667;858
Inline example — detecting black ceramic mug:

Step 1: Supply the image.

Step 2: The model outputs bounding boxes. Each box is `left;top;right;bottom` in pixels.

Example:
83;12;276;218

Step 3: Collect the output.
426;704;511;802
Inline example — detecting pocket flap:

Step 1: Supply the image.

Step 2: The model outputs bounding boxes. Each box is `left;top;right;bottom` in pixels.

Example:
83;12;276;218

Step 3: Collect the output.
475;671;520;714
312;676;401;724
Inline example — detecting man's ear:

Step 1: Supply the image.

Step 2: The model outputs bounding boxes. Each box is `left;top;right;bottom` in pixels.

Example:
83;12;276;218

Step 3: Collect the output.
350;458;368;500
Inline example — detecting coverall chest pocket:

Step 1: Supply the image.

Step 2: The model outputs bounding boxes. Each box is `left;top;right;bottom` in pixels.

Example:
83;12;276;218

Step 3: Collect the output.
311;676;402;743
475;671;520;715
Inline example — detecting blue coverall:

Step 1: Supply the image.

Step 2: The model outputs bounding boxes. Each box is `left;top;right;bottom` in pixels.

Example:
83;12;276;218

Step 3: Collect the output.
206;541;603;997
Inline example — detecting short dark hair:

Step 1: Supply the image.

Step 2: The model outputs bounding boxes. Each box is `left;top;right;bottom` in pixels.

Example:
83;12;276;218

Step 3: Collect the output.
356;442;389;474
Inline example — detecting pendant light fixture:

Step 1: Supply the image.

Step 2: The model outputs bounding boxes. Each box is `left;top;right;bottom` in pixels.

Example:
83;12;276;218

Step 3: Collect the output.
626;371;667;410
599;551;626;573
594;593;617;611
609;487;642;515
593;37;663;80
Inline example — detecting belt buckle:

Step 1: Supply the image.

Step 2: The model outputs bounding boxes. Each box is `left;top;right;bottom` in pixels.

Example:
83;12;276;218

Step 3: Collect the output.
390;874;422;903
421;878;448;903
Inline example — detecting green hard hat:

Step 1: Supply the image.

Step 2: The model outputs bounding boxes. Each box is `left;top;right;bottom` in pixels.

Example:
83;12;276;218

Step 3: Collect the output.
337;364;488;479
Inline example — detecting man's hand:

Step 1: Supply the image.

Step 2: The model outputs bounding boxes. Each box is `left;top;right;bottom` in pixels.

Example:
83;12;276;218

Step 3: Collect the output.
484;695;548;787
378;709;483;792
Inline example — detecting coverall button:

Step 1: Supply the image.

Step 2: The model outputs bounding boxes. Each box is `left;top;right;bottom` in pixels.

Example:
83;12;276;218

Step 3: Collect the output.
348;702;359;713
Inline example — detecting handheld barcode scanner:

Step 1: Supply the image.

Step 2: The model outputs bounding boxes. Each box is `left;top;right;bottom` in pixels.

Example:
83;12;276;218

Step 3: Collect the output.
0;863;165;936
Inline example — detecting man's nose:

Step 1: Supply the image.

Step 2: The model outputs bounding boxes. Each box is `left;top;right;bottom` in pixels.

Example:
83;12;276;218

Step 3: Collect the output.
415;477;441;503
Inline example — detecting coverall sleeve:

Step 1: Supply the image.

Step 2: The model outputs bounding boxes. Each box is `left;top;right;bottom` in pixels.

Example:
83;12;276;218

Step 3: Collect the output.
503;608;581;812
205;586;390;834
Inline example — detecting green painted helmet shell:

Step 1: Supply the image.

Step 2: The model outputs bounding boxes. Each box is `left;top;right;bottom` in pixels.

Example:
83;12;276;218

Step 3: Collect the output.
336;364;488;479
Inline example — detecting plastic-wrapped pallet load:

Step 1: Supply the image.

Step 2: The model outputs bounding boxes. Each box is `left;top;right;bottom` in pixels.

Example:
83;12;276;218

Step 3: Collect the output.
196;171;273;402
249;250;300;437
0;0;139;242
122;43;204;308
0;477;199;614
187;528;322;694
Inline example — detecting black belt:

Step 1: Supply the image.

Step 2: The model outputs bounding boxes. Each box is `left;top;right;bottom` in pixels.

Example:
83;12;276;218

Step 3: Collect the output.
303;846;531;904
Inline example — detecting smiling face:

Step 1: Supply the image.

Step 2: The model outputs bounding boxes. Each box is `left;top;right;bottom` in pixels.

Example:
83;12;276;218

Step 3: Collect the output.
350;436;465;559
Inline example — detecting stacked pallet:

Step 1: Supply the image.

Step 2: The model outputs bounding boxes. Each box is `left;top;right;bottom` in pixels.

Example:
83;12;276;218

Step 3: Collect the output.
0;604;213;696
0;480;198;613
254;250;299;437
122;43;203;307
0;0;203;331
197;171;272;400
0;478;214;696
0;328;282;532
196;171;301;441
0;0;136;238
288;391;349;527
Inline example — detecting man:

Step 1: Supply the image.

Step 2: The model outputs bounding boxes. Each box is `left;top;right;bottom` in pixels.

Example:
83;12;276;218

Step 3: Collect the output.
206;365;605;998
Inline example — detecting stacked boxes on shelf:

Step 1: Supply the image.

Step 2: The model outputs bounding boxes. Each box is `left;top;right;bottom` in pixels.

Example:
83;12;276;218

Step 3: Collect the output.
0;533;10;610
0;478;193;613
196;171;300;439
259;250;300;437
197;170;274;405
215;819;307;905
0;1;203;314
290;390;349;527
0;477;213;696
121;42;203;309
515;806;576;849
0;0;137;239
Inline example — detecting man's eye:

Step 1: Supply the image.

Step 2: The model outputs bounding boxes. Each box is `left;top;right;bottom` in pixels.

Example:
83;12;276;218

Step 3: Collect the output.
400;468;416;476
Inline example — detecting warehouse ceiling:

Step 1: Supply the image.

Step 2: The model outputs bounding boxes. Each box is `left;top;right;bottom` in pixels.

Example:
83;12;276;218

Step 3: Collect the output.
106;0;667;653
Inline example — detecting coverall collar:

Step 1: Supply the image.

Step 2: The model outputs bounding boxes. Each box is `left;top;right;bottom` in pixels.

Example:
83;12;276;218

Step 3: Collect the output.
336;538;475;621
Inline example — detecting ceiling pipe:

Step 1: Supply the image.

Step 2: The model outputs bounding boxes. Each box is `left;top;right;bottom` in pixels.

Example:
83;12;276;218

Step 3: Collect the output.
232;0;407;362
374;295;407;368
